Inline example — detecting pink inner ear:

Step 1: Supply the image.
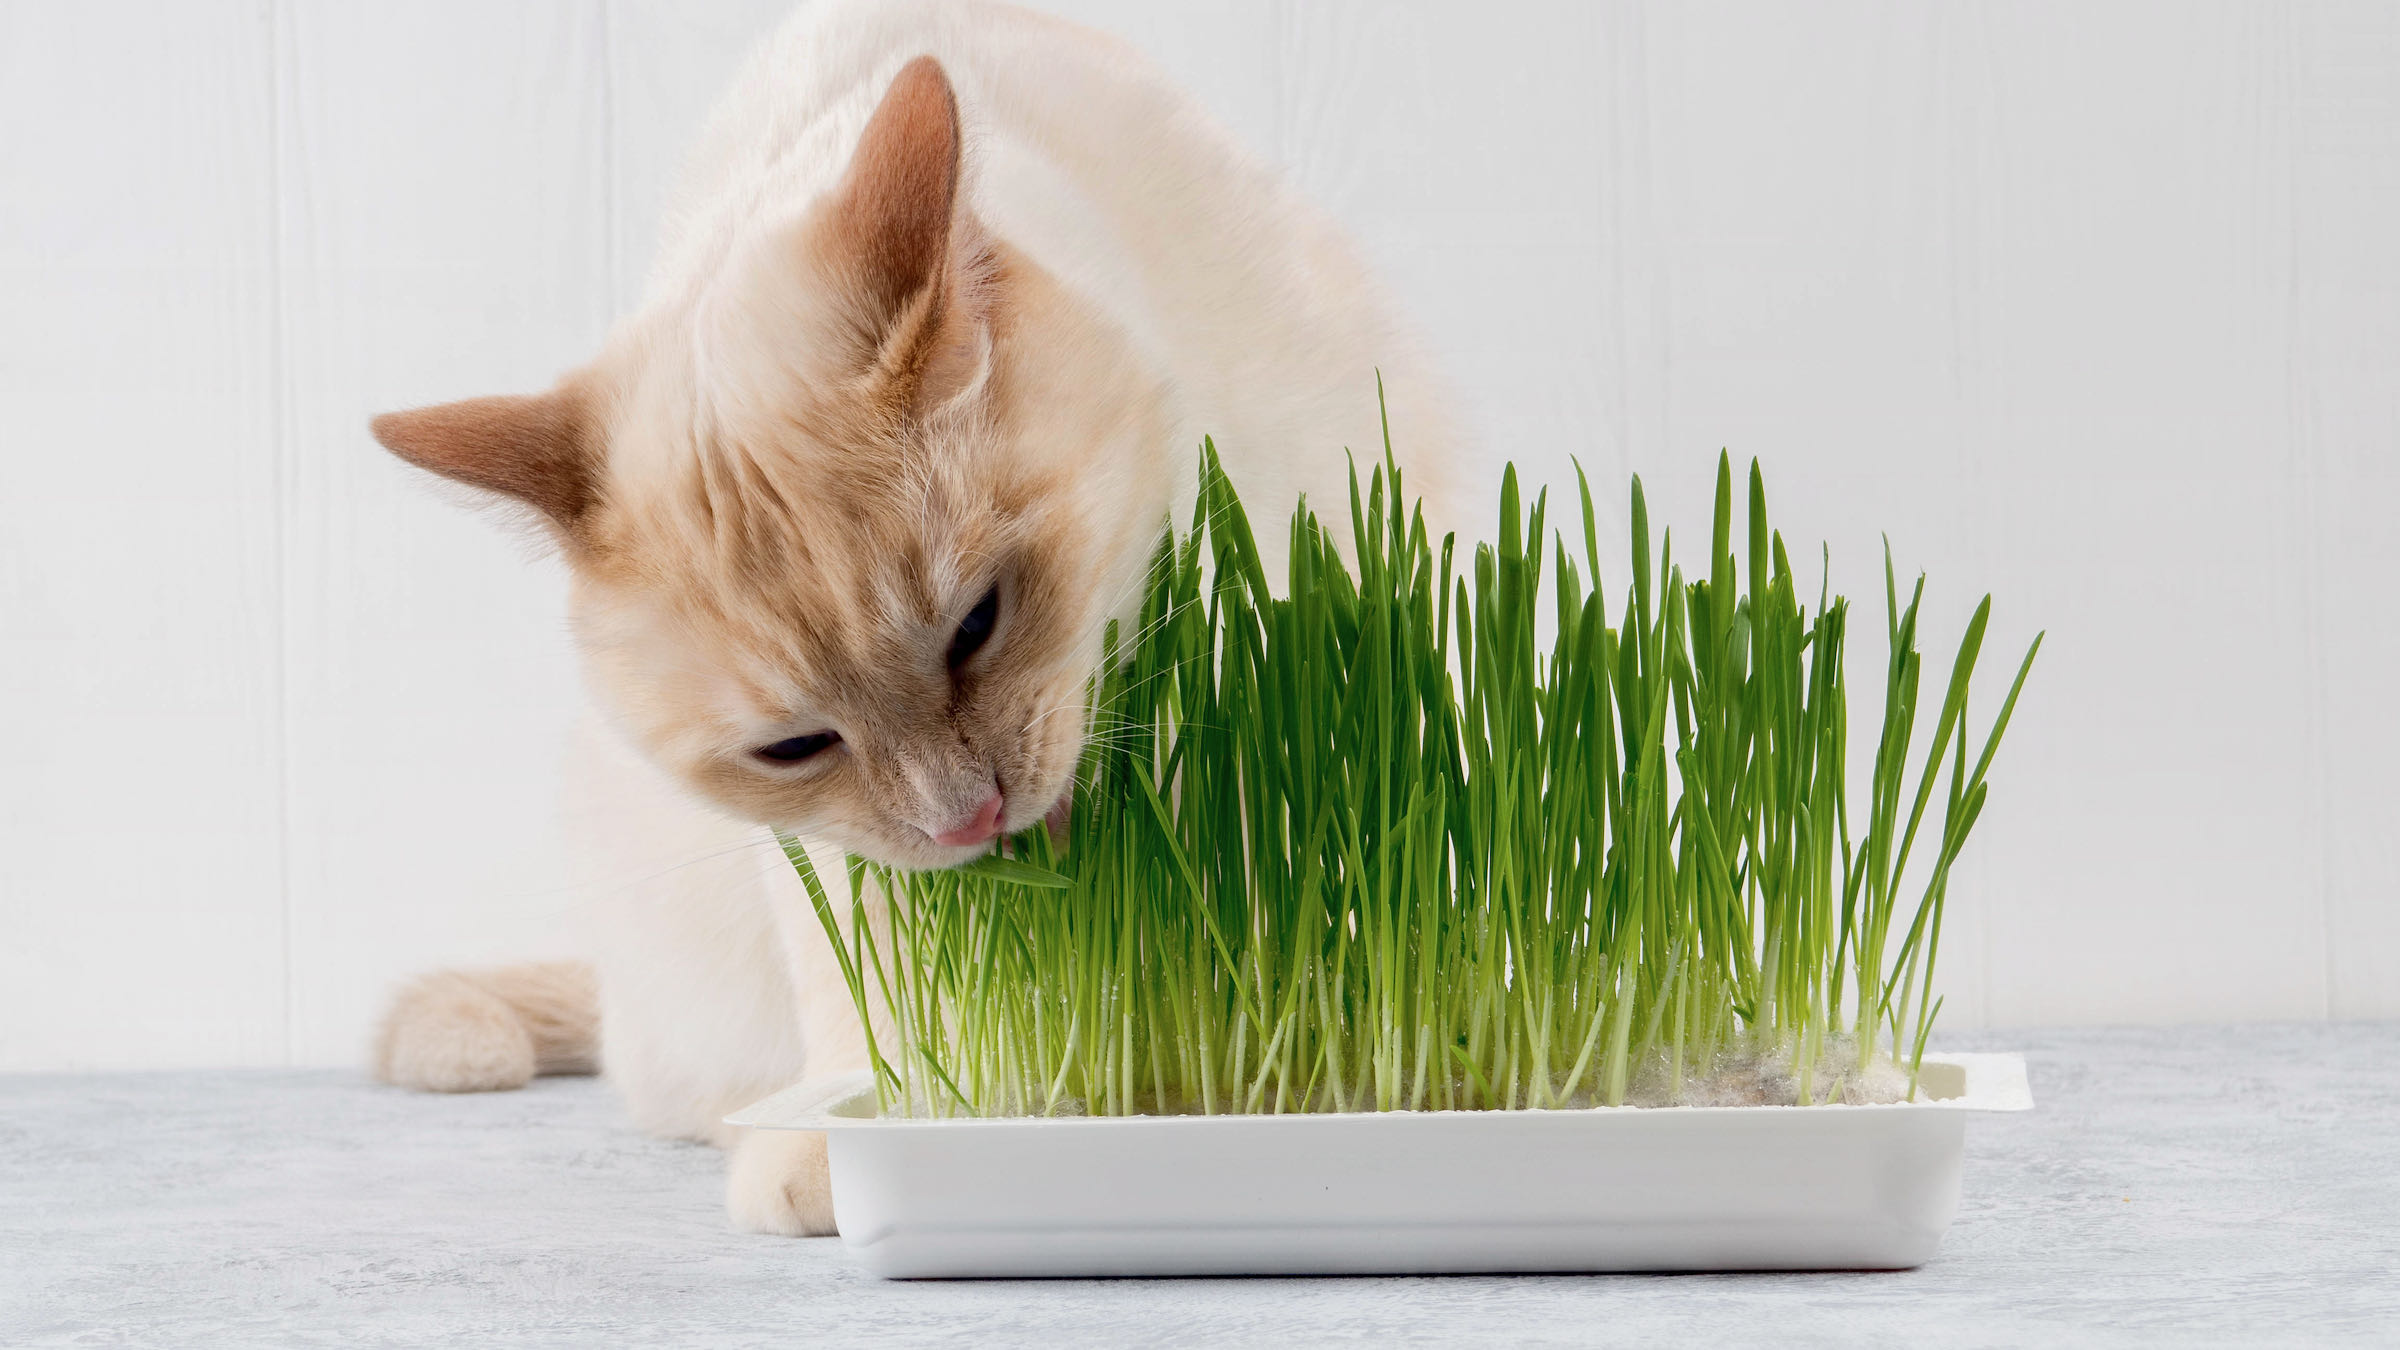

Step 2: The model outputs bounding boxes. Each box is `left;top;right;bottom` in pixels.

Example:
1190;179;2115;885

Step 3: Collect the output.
832;56;965;320
369;388;596;528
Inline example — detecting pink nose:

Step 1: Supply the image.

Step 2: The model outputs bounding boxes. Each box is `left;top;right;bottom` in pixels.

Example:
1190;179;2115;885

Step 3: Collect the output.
931;791;1006;847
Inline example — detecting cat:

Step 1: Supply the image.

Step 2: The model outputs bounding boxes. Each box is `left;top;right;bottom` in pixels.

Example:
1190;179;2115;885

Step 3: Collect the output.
367;0;1462;1236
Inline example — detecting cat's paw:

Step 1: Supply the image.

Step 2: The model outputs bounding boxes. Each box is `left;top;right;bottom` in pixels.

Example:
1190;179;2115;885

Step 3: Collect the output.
373;971;536;1093
726;1128;837;1236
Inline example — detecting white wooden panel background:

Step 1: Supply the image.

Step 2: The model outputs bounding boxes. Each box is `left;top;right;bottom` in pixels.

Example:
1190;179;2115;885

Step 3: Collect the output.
2;1;2393;1069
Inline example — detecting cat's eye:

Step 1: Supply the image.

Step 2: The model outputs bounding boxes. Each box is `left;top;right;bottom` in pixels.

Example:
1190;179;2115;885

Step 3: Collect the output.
754;731;841;764
947;584;1000;670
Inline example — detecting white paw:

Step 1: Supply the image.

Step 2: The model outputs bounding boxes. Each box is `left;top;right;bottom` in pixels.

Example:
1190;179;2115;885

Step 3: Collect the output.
373;972;536;1093
726;1128;837;1237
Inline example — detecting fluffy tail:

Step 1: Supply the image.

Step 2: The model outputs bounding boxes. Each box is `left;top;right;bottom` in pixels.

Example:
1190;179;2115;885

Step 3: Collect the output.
373;962;599;1093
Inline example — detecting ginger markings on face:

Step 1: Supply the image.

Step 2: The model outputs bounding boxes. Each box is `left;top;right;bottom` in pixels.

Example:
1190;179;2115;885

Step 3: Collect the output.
370;57;1175;868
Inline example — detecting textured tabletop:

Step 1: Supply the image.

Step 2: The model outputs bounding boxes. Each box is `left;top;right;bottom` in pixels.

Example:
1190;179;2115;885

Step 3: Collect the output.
4;1023;2395;1348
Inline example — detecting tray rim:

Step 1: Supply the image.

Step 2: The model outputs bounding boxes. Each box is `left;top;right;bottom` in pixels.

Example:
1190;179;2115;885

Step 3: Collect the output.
727;1050;2030;1131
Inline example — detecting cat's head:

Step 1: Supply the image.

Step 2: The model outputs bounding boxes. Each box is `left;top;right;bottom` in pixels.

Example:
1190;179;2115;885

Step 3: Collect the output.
371;58;1173;868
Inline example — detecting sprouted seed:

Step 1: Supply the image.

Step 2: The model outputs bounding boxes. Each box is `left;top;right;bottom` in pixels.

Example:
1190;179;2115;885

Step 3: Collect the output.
784;416;2040;1118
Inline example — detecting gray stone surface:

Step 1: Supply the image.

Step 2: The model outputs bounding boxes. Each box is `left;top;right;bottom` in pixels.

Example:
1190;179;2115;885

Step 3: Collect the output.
3;1023;2395;1348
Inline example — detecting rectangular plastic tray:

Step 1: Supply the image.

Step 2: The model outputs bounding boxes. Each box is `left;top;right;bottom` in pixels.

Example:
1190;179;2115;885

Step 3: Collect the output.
729;1052;2031;1278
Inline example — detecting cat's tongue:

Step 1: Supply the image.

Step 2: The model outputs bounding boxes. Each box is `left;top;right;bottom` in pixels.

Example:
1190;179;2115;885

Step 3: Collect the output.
1043;789;1073;847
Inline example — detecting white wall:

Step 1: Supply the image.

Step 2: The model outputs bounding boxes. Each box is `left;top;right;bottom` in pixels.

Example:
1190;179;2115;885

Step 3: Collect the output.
3;1;2394;1070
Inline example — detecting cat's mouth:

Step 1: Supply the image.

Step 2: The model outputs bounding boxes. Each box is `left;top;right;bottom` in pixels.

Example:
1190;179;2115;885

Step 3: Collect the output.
902;783;1072;867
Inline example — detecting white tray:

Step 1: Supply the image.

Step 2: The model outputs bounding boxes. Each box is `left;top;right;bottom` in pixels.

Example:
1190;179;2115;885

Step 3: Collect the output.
729;1052;2032;1278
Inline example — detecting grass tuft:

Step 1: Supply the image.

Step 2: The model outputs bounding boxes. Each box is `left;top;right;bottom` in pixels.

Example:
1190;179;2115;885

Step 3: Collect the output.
786;425;2040;1118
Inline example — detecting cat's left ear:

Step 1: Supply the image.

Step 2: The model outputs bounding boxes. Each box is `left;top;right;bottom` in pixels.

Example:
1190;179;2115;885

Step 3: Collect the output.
819;55;991;412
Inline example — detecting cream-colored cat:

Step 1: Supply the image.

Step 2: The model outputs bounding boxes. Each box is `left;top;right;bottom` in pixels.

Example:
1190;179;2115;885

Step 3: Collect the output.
369;0;1460;1235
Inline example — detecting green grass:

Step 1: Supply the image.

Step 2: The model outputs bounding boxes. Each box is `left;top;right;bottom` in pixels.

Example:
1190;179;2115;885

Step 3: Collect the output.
783;417;2041;1118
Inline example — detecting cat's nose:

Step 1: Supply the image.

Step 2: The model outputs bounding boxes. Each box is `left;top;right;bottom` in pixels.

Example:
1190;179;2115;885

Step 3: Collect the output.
930;790;1006;847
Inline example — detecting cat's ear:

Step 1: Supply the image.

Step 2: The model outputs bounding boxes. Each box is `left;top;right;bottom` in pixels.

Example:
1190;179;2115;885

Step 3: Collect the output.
820;56;991;410
830;56;965;321
370;387;599;533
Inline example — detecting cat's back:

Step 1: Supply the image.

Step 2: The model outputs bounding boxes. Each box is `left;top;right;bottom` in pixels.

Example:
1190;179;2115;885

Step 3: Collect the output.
653;0;1464;545
651;1;1202;298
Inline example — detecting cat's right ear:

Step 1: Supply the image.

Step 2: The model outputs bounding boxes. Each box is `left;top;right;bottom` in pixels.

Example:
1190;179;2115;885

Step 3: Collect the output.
817;56;992;411
370;387;599;536
828;55;967;327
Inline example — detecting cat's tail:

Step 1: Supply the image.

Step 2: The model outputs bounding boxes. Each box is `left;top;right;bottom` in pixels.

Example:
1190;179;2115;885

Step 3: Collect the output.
373;962;600;1093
